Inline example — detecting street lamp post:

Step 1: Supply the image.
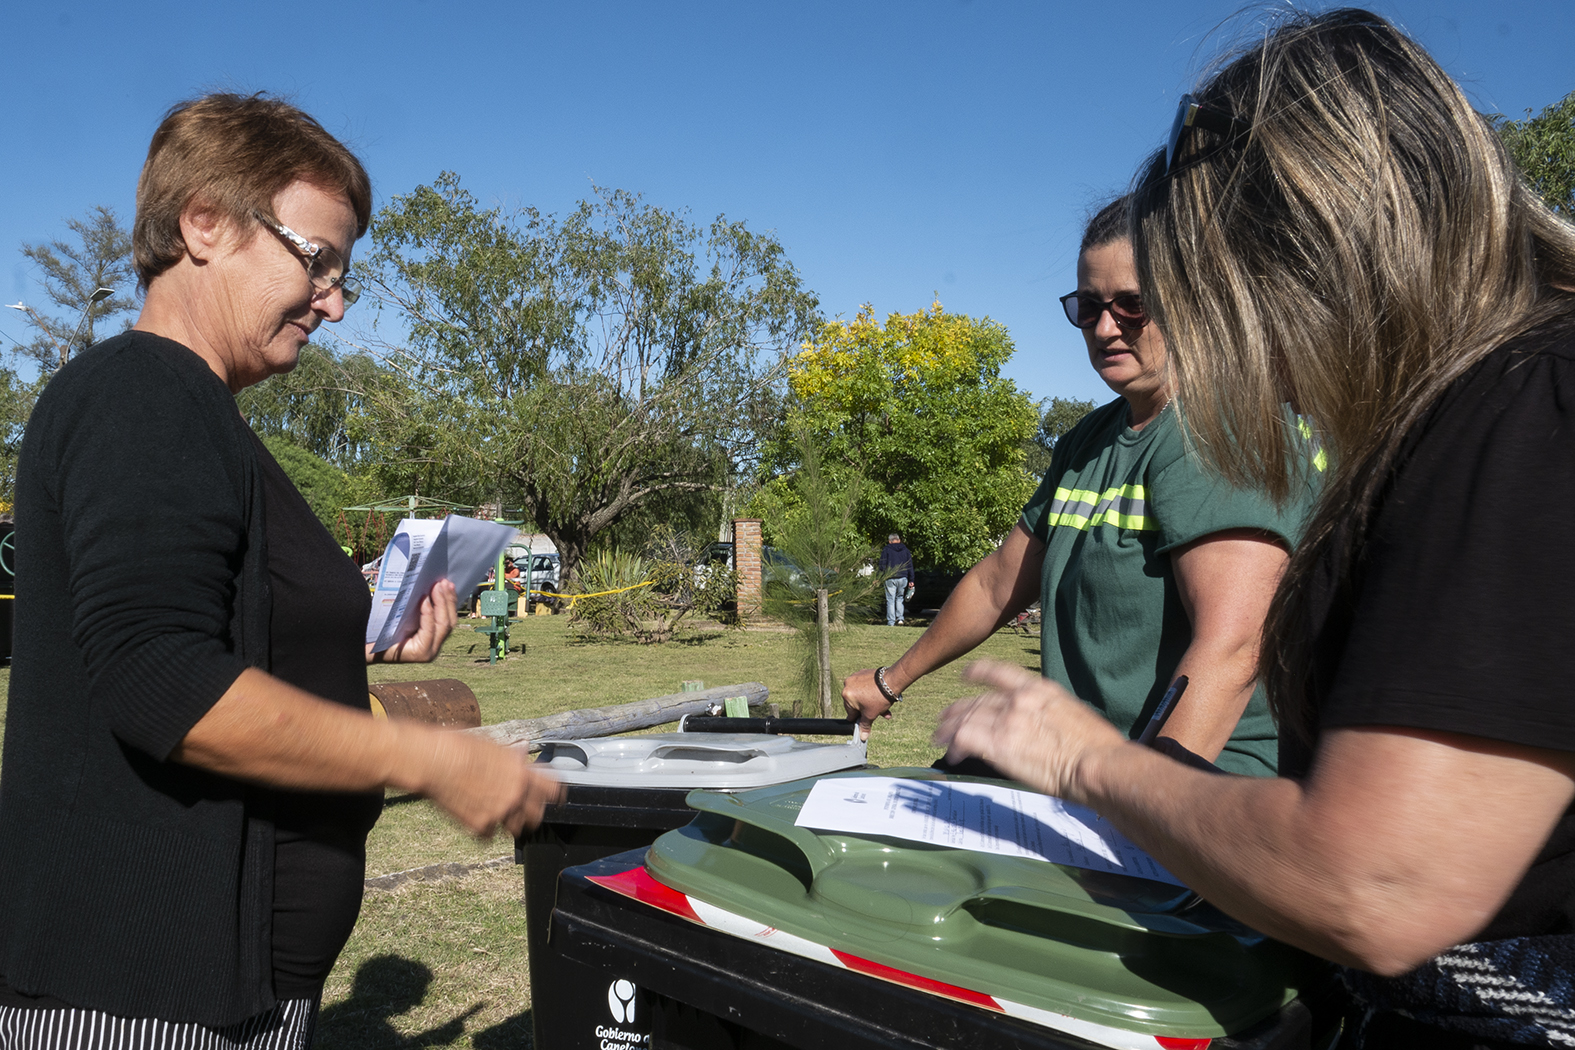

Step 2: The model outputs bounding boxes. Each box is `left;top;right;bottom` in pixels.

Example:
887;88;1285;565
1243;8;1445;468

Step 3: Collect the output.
67;287;116;368
7;286;115;370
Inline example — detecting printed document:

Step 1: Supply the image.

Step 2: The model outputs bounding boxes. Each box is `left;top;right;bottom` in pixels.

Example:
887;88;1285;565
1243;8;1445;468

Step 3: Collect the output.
794;776;1183;886
366;515;518;652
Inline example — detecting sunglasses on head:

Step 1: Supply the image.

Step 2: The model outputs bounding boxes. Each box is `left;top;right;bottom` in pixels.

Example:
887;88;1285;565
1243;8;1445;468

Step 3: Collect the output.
1165;93;1252;175
1059;291;1148;330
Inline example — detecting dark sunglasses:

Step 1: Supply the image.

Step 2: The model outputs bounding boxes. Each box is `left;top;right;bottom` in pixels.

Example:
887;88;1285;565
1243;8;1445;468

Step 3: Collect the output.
1165;93;1252;174
1059;291;1148;330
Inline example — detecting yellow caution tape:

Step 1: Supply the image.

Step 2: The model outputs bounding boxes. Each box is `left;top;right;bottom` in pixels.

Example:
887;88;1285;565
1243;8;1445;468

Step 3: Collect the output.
533;581;653;600
528;580;655;611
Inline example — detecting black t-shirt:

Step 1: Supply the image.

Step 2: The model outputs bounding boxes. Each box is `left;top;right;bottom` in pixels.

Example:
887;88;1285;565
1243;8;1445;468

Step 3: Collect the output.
254;435;383;998
1284;309;1575;941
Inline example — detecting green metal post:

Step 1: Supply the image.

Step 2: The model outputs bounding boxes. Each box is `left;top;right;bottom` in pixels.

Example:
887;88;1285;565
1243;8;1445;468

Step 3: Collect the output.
492;548;508;663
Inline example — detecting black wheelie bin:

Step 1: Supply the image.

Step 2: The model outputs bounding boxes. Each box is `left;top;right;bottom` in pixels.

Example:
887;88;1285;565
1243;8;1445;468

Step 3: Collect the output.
545;768;1337;1050
518;717;870;1050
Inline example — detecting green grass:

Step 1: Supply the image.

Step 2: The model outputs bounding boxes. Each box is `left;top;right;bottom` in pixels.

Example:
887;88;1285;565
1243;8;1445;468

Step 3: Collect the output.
0;615;1041;1047
316;865;534;1050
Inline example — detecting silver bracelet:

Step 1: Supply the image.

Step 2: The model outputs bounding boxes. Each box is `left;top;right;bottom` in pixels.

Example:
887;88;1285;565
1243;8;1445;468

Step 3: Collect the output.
874;666;903;704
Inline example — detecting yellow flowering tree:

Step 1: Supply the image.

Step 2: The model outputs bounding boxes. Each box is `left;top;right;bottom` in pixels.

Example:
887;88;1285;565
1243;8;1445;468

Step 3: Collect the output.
756;302;1038;571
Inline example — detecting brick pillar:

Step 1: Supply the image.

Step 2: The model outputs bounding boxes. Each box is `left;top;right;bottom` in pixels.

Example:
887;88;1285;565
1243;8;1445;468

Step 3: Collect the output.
733;518;763;617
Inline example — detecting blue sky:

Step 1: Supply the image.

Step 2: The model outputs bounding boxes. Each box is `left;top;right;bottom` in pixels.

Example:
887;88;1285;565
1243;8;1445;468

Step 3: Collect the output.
2;1;1571;405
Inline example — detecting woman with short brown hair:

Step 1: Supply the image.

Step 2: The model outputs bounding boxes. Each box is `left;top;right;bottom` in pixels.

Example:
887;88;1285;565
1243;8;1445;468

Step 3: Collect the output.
132;92;372;290
0;93;560;1047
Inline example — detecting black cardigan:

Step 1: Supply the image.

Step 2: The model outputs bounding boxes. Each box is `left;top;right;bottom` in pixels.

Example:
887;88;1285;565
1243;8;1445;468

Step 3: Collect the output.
0;331;277;1025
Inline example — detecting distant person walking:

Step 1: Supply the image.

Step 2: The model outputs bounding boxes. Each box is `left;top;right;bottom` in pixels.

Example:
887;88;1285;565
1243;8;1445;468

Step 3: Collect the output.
879;534;915;625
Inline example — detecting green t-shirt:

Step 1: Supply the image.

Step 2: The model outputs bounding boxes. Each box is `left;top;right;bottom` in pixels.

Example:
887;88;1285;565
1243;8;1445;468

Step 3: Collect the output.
1020;399;1318;776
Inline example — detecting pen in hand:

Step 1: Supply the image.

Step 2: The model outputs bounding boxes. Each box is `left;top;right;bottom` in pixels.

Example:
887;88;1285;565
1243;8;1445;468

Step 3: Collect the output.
1136;675;1189;748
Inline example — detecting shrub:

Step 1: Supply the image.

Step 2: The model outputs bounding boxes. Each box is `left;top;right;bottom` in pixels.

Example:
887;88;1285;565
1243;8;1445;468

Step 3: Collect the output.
569;529;739;644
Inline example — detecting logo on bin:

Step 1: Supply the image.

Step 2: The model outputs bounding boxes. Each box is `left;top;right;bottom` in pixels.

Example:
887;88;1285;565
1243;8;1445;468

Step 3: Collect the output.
608;979;637;1023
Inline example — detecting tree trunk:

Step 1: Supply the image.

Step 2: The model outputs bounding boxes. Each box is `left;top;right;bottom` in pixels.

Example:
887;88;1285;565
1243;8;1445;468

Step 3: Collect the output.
816;587;834;717
549;533;586;592
467;682;770;749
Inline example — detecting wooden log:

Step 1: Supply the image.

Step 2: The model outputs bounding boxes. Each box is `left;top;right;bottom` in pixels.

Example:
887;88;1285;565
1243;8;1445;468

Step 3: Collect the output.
369;679;482;728
466;682;770;750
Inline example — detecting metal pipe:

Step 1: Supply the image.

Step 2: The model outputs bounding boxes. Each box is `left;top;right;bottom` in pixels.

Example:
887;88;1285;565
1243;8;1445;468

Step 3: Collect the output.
680;716;857;736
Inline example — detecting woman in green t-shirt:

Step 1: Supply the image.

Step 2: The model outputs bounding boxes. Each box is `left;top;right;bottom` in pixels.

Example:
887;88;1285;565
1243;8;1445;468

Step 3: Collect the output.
844;198;1314;775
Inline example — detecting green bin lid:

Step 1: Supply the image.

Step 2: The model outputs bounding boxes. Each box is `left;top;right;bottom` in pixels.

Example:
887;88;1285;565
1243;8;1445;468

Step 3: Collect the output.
642;768;1322;1043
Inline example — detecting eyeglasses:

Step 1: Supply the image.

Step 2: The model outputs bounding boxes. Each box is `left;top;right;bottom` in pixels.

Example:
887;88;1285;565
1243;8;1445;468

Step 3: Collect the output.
1164;93;1251;175
1059;291;1148;330
253;211;362;307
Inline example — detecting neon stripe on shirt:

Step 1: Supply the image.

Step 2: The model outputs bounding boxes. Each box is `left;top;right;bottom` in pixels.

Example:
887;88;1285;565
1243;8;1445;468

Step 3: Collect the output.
1045;484;1153;531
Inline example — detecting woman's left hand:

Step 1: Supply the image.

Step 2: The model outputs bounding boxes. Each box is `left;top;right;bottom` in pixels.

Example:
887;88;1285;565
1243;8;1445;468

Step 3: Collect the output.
367;579;458;664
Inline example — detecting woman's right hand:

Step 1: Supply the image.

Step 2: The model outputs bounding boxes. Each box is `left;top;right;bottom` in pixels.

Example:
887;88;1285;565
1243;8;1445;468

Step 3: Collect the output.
934;659;1126;802
410;727;565;838
842;668;896;740
173;668;562;837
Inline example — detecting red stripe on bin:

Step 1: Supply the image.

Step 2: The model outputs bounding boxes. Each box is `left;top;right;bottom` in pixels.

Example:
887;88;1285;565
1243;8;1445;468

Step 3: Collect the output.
830;949;1002;1011
587;867;702;923
591;866;1214;1050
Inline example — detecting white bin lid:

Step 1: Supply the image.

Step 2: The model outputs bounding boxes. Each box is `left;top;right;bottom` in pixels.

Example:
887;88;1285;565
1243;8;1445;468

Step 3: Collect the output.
534;732;868;789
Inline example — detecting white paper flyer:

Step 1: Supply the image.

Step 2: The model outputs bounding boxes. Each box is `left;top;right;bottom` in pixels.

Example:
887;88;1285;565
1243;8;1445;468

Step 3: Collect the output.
365;515;518;652
794;776;1183;886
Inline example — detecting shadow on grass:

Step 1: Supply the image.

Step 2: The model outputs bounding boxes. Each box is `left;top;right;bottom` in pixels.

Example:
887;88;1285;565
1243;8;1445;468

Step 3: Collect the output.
317;955;485;1049
471;1010;535;1050
382;792;424;808
672;630;744;648
559;628;739;650
463;644;529;661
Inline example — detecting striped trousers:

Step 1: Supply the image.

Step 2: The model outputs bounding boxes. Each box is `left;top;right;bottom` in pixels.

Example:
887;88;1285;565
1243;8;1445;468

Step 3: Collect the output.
0;998;317;1050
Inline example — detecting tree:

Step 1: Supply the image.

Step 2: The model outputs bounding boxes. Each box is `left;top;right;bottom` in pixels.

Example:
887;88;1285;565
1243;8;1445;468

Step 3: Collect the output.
761;433;886;716
1496;89;1575;220
238;344;390;467
766;302;1039;572
16;206;137;372
1023;395;1099;476
0;364;42;511
353;174;820;585
568;527;739;644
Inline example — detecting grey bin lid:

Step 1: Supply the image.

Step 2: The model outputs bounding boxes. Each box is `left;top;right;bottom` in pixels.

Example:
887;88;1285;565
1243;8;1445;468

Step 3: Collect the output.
534;732;868;789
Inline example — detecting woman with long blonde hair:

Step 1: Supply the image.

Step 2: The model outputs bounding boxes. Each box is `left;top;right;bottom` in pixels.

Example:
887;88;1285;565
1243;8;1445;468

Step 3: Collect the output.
937;9;1575;1048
